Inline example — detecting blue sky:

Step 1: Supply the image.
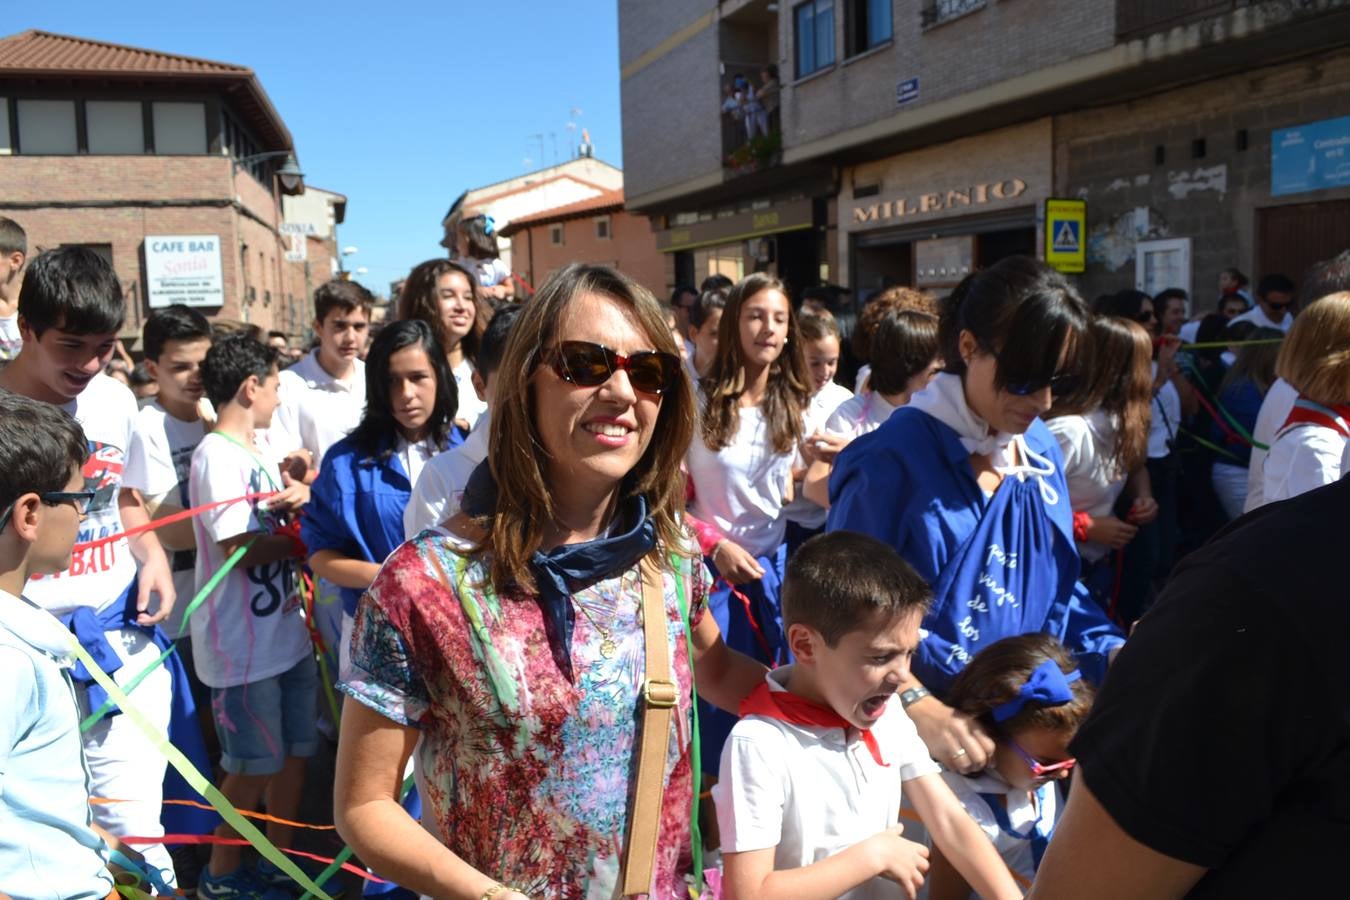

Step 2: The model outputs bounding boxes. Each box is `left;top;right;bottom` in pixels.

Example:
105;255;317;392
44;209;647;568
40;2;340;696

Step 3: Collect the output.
14;0;623;295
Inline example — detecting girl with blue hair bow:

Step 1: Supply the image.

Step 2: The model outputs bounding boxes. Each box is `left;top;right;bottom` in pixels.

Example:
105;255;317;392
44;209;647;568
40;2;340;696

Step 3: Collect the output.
927;633;1095;897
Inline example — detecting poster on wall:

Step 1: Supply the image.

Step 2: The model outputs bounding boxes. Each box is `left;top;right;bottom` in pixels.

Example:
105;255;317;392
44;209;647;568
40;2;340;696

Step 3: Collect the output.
144;235;224;308
1271;115;1350;197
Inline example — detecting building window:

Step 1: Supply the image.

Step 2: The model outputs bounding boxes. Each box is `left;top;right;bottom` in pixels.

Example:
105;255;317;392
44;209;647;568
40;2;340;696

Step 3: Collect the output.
152;102;207;155
921;0;986;29
16;100;78;154
86;101;145;155
550;223;565;246
846;0;893;56
0;99;11;155
596;216;612;240
794;0;836;80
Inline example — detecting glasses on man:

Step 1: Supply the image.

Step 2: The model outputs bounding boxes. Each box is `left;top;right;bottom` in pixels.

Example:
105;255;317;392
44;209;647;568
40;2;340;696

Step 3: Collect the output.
540;340;681;396
0;489;97;532
1008;738;1076;780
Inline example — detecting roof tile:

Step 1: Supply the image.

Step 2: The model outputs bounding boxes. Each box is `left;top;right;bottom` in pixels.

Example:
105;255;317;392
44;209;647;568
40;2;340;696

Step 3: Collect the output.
0;29;249;76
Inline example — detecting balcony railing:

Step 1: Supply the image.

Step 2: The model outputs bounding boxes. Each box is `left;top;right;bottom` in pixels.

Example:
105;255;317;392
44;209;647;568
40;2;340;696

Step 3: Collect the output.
721;62;781;176
920;0;987;29
1116;0;1240;40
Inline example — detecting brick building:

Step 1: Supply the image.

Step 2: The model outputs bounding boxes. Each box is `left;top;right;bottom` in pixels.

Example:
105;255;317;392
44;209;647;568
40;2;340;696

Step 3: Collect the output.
620;1;1350;305
497;189;666;296
0;30;334;348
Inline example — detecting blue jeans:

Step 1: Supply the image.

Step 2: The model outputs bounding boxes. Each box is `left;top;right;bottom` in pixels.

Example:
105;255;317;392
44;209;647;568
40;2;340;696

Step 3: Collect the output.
211;655;319;775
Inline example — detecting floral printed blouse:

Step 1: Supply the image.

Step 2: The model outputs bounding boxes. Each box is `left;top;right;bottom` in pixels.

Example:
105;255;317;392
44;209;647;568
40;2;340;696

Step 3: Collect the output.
340;528;711;899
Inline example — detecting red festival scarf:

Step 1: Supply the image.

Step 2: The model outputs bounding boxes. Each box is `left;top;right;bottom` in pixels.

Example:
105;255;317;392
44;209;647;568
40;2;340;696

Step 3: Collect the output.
739;682;889;767
1281;398;1350;437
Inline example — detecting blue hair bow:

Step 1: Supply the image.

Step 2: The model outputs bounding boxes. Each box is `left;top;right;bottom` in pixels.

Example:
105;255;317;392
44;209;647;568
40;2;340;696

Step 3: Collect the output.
991;659;1081;723
482;215;495;235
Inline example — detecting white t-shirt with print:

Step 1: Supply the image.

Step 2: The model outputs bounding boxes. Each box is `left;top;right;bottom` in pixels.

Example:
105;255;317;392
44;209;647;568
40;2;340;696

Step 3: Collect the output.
686;405;794;558
123;401;208;636
187;433;310;689
714;667;941;900
0;313;21;362
23;373;140;617
273;350;365;468
404;412;490;538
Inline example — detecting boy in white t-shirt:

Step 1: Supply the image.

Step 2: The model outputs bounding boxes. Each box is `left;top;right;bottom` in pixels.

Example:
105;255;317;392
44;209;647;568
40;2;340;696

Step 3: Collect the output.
0;215;27;365
0;246;181;886
273;279;372;470
715;531;1021;900
124;305;214;640
190;334;322;896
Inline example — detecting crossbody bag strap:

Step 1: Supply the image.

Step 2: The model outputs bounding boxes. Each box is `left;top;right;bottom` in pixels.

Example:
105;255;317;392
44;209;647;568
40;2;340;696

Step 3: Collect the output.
622;553;676;897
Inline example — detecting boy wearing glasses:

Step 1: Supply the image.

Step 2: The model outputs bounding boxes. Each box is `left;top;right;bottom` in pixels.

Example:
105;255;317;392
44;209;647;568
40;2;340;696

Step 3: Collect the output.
0;392;115;898
714;531;1021;900
0;246;181;886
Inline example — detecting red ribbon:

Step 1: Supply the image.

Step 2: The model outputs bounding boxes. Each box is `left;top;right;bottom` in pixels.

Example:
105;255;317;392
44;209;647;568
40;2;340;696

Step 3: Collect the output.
70;491;278;553
120;835;385;882
739;682;889;767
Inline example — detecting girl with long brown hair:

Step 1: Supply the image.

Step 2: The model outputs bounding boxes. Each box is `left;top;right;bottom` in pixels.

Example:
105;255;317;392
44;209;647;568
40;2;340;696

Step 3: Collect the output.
1046;315;1158;570
397;258;493;432
684;272;813;773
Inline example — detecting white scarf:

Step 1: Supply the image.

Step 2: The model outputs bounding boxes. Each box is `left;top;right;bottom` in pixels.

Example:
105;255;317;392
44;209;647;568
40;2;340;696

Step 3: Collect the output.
909;372;1059;504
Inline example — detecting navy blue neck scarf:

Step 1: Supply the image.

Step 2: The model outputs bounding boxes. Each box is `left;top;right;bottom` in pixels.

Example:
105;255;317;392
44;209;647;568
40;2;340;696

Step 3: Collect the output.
462;462;656;681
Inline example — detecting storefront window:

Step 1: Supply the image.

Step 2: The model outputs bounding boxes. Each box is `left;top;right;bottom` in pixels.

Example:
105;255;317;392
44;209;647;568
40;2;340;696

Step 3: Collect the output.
694;243;746;285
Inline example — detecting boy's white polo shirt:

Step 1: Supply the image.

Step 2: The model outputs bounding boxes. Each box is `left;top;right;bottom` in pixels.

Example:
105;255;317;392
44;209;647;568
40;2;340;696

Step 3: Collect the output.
714;666;939;899
273;350;365;467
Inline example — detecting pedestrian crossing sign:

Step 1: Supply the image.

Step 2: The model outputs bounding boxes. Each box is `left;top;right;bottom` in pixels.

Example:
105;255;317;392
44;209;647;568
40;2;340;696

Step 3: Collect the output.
1045;199;1087;273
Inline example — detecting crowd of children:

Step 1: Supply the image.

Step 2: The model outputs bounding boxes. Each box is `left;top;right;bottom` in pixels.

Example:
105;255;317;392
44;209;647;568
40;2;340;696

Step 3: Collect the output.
1;204;1348;899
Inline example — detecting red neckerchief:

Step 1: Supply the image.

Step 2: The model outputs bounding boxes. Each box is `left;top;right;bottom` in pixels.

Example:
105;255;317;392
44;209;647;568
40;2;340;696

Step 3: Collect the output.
1281;398;1350;438
740;682;889;767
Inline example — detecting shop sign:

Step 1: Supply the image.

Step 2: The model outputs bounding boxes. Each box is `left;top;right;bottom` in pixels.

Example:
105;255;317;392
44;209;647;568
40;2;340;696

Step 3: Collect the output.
657;199;813;252
284;233;308;263
1044;198;1087;273
145;235;224;308
1272;115;1350;197
851;178;1027;227
896;78;920;106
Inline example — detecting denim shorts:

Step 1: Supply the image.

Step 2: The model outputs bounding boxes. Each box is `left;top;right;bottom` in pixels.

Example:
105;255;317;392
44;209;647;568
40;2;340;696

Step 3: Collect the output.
210;655;319;775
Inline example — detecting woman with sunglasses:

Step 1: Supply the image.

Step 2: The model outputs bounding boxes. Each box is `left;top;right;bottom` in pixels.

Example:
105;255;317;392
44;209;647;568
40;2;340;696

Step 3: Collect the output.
333;264;766;898
829;255;1122;776
684;272;814;773
926;634;1095;899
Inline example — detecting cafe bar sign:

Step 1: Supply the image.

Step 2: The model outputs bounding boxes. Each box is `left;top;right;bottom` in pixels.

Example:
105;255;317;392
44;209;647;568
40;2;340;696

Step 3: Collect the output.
851;178;1028;226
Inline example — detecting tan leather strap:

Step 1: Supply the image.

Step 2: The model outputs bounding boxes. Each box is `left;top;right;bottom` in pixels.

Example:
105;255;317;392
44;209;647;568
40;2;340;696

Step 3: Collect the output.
622;553;675;896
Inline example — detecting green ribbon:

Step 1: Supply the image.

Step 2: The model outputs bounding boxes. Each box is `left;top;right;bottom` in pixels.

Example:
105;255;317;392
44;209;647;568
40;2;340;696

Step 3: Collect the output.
67;634;333;899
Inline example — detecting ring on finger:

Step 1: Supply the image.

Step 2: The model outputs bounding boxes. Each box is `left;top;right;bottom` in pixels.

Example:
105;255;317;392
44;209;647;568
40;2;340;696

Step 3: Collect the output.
951;747;968;760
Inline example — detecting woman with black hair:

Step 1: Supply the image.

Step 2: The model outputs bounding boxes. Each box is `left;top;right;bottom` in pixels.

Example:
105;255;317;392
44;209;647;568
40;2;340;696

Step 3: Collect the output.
828;256;1123;775
302;319;462;675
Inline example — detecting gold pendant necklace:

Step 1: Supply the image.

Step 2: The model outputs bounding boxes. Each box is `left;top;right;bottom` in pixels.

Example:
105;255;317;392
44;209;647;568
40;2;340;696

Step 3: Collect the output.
573;565;635;659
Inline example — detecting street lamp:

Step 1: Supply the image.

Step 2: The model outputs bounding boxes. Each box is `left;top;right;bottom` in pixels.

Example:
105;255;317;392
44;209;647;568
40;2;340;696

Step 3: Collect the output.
231;151;306;195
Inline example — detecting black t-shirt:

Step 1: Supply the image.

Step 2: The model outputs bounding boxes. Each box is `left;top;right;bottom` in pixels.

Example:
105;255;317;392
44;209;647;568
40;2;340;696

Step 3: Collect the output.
1071;477;1350;898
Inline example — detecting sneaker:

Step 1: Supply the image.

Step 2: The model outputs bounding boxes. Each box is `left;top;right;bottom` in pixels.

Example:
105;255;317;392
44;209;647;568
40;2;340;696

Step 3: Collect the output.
256;857;347;898
197;866;293;900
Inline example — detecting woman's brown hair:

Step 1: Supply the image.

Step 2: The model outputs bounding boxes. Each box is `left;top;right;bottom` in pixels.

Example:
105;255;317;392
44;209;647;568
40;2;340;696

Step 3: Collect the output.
1047;315;1153;477
1219;326;1282;397
480;263;696;593
1274;291;1350;407
852;286;937;363
947;634;1095;737
397;258;490;364
700;273;813;453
